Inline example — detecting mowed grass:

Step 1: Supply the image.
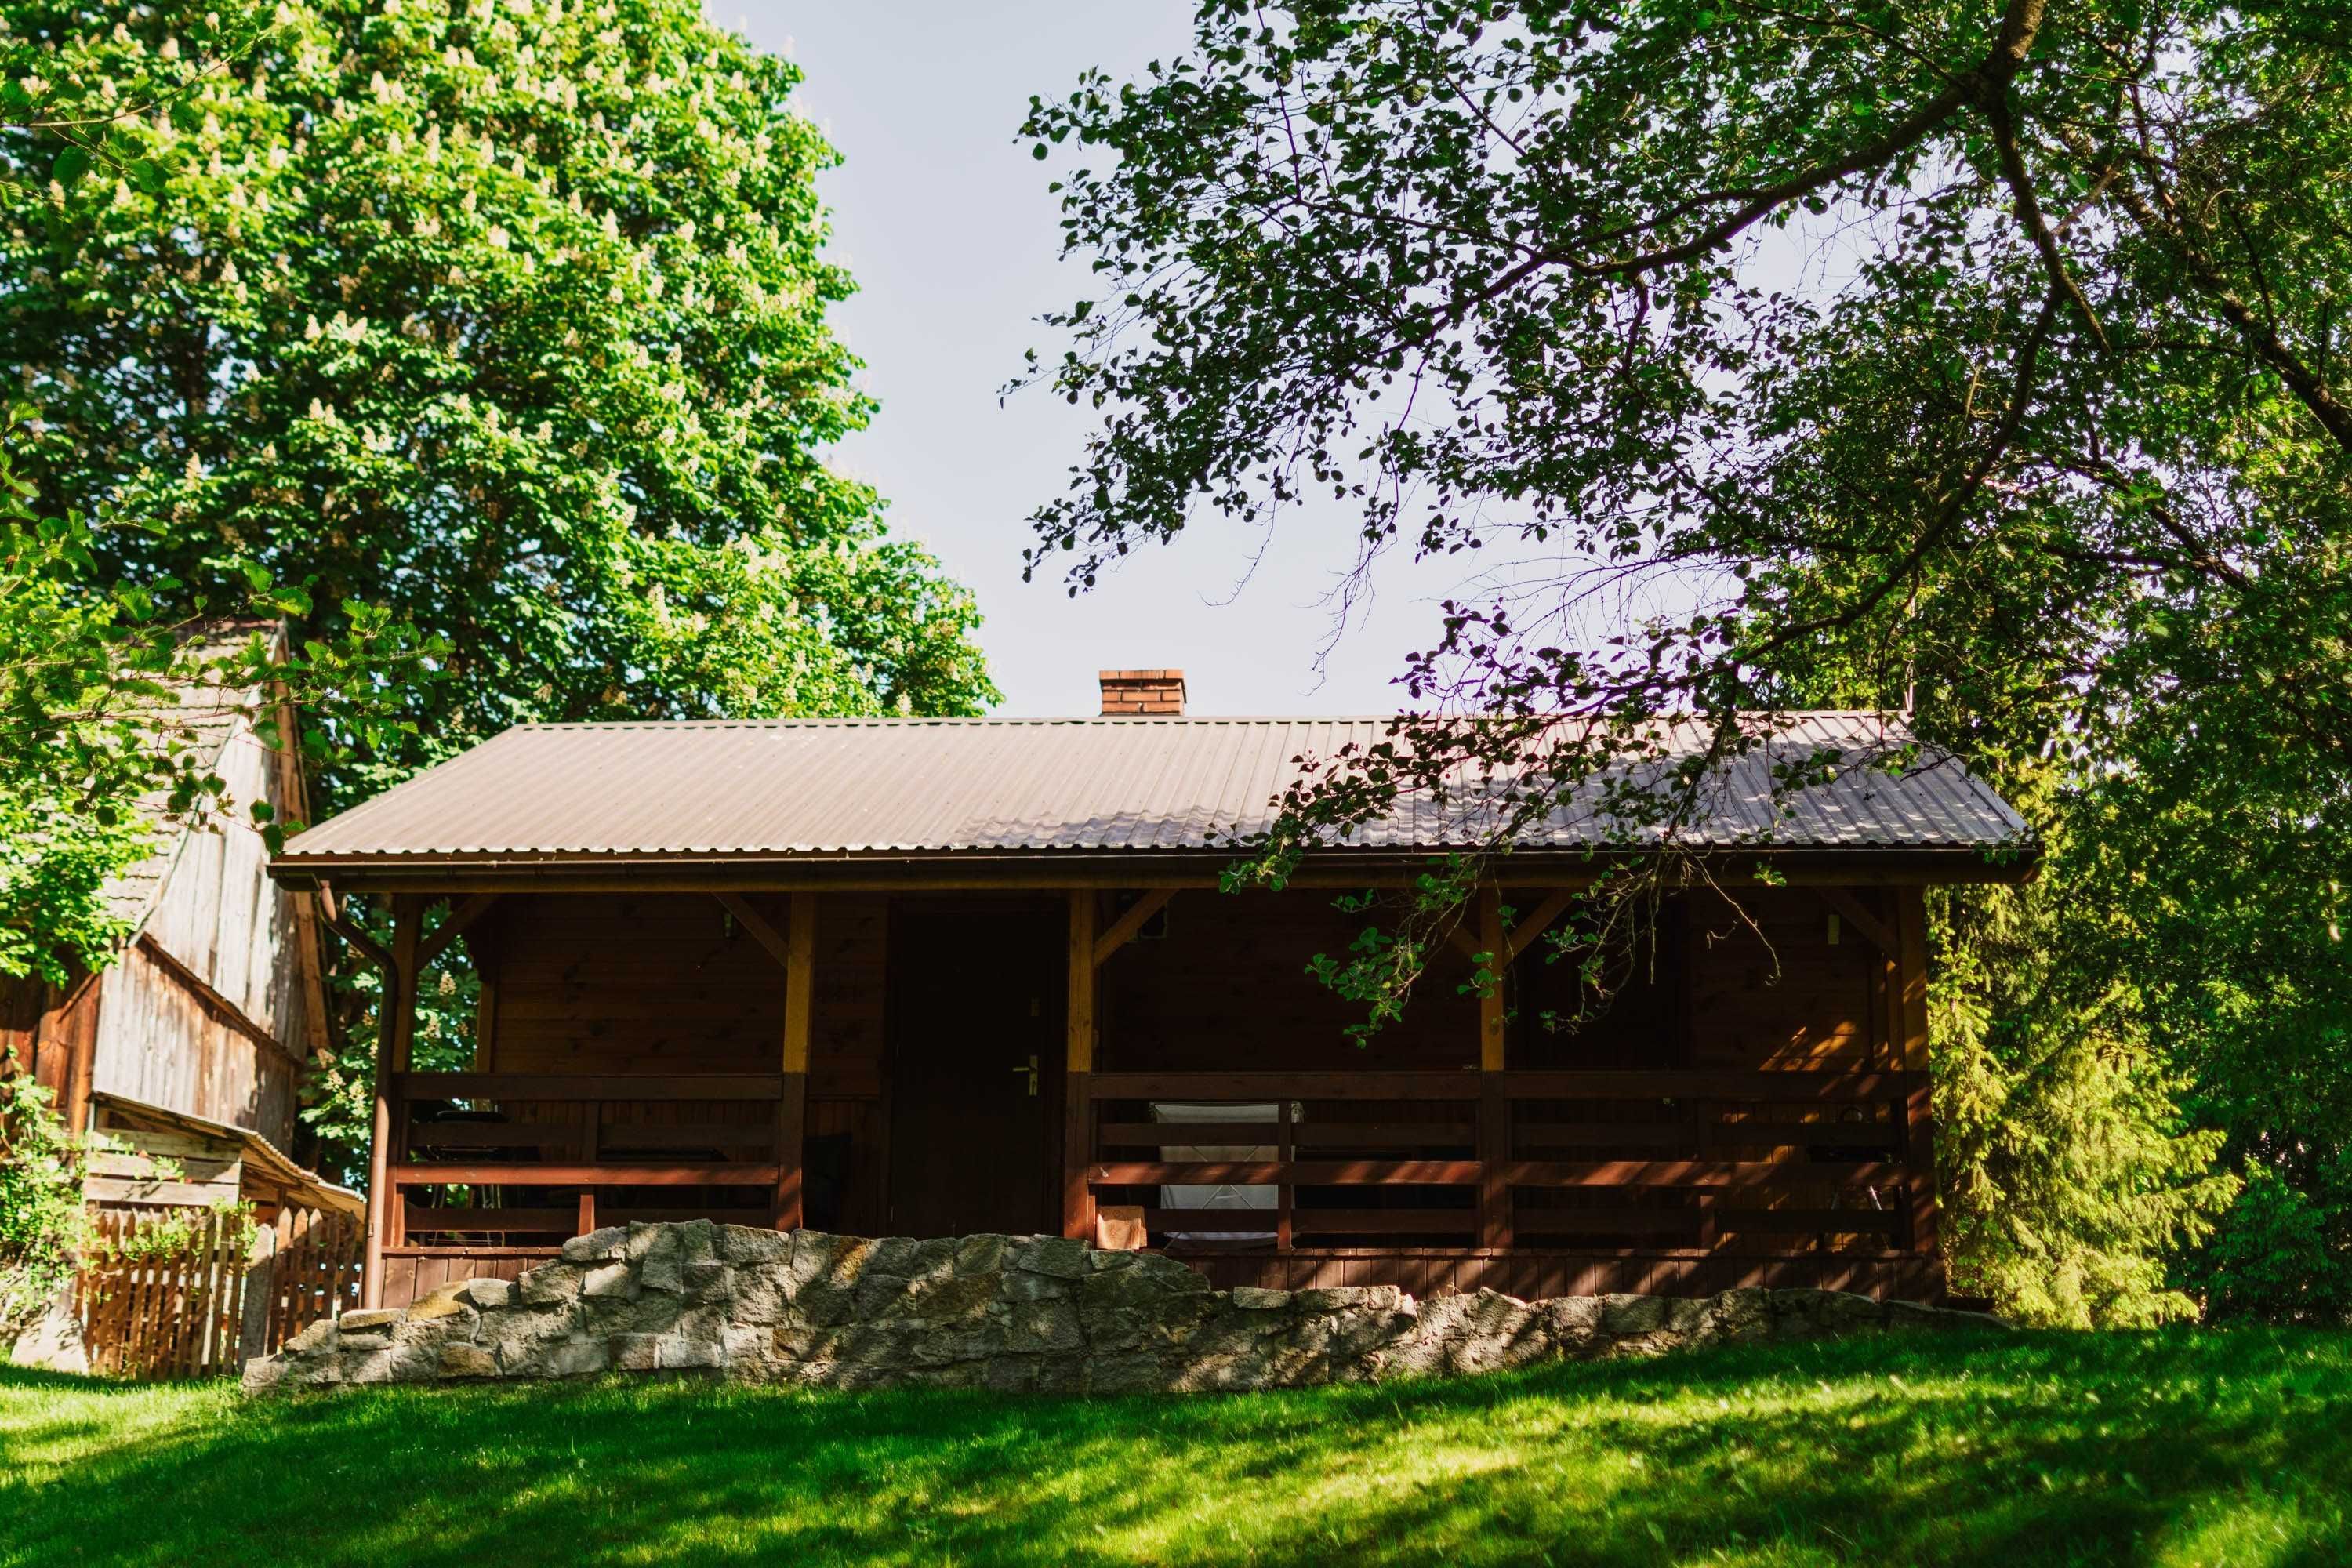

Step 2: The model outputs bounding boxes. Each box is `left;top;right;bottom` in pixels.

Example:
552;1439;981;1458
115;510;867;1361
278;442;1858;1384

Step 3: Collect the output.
4;1327;2348;1567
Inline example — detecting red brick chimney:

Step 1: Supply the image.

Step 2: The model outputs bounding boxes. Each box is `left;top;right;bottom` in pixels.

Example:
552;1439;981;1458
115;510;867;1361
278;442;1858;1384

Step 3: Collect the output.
1098;669;1186;716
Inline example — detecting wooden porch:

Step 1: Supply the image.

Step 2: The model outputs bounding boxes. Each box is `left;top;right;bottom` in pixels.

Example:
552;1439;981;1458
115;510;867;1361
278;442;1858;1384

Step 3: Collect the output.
354;880;1944;1310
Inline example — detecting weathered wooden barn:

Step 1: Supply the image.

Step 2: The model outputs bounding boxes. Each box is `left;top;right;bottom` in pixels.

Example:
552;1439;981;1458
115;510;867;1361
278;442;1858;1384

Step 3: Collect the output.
270;672;2034;1312
2;631;353;1221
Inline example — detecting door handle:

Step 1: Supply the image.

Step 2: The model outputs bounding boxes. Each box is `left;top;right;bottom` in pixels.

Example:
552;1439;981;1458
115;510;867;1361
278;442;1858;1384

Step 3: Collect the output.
1010;1054;1039;1097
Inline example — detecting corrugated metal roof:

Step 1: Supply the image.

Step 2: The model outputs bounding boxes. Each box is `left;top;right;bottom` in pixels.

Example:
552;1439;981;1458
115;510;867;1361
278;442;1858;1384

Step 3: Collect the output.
278;712;2030;866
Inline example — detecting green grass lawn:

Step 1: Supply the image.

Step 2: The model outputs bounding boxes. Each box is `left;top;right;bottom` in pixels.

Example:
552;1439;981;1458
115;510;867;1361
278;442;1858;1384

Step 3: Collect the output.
4;1328;2347;1567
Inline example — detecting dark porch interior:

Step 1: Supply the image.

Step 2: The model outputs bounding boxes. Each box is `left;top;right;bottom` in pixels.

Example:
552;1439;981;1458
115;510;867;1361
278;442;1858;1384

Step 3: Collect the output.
368;881;1940;1308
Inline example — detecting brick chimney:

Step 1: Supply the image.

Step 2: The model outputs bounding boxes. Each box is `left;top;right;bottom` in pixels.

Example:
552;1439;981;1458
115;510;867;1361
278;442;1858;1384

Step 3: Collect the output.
1098;669;1186;717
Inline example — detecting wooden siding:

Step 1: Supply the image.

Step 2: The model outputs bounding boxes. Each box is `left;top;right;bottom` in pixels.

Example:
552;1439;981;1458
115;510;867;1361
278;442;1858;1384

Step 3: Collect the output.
87;942;299;1148
1100;889;1482;1073
88;720;310;1144
471;891;891;1236
0;971;105;1133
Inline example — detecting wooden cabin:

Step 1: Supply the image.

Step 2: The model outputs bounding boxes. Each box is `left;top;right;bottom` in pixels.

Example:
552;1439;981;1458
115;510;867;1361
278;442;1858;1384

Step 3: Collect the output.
2;627;350;1221
270;673;2034;1311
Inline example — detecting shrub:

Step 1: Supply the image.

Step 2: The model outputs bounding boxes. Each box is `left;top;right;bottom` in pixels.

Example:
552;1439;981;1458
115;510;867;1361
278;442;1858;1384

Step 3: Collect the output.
0;1076;97;1336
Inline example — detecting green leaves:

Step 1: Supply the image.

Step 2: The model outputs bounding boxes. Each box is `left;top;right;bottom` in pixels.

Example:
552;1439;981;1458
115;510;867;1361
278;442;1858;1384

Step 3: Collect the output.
2;0;996;822
0;0;997;1169
49;145;89;186
1021;0;2352;1320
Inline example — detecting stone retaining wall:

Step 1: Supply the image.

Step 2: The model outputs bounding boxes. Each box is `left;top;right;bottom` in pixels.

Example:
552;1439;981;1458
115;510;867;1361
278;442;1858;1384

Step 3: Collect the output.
242;1223;2001;1396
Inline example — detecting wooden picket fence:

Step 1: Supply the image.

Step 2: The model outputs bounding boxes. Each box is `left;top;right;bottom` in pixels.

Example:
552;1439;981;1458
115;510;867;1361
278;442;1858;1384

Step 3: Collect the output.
259;1205;365;1354
74;1205;363;1380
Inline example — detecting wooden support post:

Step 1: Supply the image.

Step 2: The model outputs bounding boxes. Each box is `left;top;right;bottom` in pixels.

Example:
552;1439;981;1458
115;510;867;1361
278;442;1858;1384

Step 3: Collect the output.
238;1218;278;1368
1875;887;1905;1074
577;1101;601;1238
1893;887;1940;1274
775;893;815;1231
1276;1098;1294;1252
274;702;336;1068
470;921;501;1072
1064;890;1098;1243
1475;883;1512;1251
361;897;424;1310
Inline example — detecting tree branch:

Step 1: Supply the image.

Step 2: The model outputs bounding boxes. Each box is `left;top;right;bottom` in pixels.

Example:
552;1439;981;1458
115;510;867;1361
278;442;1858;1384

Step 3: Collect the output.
1984;93;2107;347
2080;132;2352;454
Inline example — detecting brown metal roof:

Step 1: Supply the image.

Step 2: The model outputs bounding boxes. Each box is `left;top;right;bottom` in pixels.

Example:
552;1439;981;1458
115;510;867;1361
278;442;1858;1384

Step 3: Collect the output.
275;712;2030;871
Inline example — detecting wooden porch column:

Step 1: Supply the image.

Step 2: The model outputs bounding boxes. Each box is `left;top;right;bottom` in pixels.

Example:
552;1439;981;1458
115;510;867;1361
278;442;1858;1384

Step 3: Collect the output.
775;892;815;1231
1893;887;1940;1274
1475;883;1512;1251
1063;890;1098;1243
361;897;424;1311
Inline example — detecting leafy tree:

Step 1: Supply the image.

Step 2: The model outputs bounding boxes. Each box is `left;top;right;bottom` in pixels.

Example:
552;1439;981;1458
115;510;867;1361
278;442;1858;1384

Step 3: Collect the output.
1019;0;2350;1319
2;0;996;815
0;9;405;989
2;0;998;1170
0;1076;96;1337
0;401;405;986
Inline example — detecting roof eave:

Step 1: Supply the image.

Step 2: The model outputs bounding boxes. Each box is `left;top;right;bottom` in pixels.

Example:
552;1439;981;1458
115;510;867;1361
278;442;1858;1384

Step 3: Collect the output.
271;840;2040;893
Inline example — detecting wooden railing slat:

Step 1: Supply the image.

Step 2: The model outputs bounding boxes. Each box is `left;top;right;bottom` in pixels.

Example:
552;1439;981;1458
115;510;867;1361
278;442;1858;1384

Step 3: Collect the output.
1087;1069;1926;1104
392;1162;779;1188
1090;1071;1474;1100
1089;1158;1912;1189
401;1203;760;1233
396;1072;784;1102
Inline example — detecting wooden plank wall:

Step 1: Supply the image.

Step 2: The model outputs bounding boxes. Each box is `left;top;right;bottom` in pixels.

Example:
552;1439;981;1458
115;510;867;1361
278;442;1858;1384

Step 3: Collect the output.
1099;889;1483;1073
1685;887;1879;1071
86;720;309;1145
83;1128;245;1209
85;943;299;1146
466;887;1871;1084
454;884;1916;1276
1094;885;1873;1073
473;891;891;1236
0;973;104;1132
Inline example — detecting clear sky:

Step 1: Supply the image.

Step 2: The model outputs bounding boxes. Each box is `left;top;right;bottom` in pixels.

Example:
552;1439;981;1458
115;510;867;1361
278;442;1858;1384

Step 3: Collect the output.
728;2;1487;718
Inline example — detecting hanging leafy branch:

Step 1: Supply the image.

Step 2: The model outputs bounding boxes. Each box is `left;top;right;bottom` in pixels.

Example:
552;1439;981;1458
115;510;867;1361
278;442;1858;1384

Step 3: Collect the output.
1021;0;2350;1319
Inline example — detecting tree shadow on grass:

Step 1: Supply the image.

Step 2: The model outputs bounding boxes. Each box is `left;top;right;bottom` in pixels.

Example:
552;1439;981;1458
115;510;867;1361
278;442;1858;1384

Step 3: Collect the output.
4;1330;2348;1567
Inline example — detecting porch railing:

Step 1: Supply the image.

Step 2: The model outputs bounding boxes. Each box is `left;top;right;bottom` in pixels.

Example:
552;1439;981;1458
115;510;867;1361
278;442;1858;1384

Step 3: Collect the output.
378;1065;1930;1258
387;1072;789;1241
1081;1069;1932;1254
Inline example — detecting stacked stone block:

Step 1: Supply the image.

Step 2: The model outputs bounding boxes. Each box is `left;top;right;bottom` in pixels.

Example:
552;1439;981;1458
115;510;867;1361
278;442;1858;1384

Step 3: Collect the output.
244;1223;2002;1395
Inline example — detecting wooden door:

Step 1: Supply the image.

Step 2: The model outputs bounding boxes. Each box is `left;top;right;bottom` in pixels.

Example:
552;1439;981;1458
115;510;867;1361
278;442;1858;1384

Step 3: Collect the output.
886;911;1062;1238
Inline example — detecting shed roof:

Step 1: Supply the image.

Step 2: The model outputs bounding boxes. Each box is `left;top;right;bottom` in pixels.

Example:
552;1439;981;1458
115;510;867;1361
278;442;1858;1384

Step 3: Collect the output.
275;711;2031;874
89;1092;364;1217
